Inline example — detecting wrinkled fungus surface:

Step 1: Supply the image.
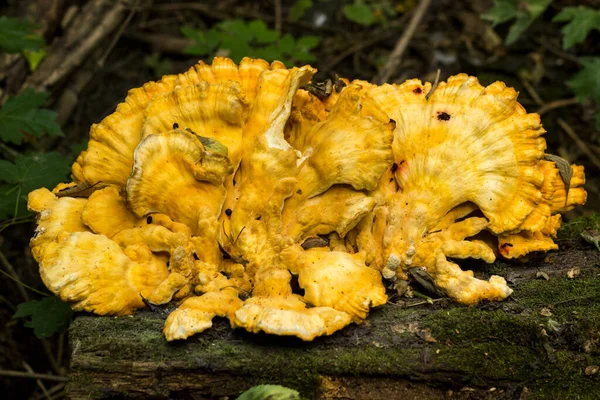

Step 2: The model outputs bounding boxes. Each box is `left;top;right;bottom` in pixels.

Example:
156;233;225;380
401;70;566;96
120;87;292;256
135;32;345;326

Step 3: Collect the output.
28;58;586;341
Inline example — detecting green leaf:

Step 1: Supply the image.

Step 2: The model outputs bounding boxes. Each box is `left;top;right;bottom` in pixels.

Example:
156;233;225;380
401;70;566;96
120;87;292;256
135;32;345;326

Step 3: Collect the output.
0;16;44;53
553;6;600;50
482;0;552;45
13;296;73;338
279;34;296;54
237;384;301;400
343;0;377;26
567;57;600;104
0;183;20;219
296;35;320;51
0;89;63;145
0;152;72;218
290;0;313;21
23;48;46;71
505;0;552;45
248;20;279;44
482;0;518;26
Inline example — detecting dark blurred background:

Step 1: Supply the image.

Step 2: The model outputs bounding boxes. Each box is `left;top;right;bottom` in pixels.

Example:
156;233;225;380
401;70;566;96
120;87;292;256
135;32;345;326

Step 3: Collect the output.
0;0;598;398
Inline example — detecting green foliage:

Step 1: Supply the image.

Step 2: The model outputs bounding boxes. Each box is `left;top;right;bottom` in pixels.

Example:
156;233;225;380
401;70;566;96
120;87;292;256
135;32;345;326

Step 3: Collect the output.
482;0;552;45
13;296;73;338
0;16;44;54
0;89;62;145
0;152;71;218
342;0;397;27
181;19;320;65
237;384;301;400
343;0;377;26
553;6;600;50
567;57;600;129
290;0;313;21
568;57;600;103
144;53;174;79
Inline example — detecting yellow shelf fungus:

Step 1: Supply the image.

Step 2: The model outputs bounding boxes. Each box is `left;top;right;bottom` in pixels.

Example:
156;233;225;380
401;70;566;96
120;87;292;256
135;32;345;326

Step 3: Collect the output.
28;57;586;341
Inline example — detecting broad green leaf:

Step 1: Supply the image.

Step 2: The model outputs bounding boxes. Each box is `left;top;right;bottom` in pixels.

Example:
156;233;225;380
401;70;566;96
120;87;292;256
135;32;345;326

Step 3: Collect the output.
248;20;279;44
0;183;20;219
482;0;552;45
567;57;600;103
505;0;552;45
482;0;517;26
237;384;301;400
343;0;377;26
296;35;320;51
0;16;44;53
290;0;313;21
13;296;73;338
0;89;62;144
181;27;212;55
553;6;600;49
279;34;296;54
0;152;72;217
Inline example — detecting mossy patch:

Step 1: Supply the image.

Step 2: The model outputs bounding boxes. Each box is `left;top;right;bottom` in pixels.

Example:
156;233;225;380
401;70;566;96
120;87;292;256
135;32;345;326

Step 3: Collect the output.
557;213;600;240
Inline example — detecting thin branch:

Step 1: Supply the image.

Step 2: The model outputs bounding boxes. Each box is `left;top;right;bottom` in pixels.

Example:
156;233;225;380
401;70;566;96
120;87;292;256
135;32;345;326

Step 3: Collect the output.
375;0;432;84
425;69;441;101
0;369;68;382
23;361;52;400
557;117;600;170
0;248;30;301
535;97;579;116
274;0;282;32
97;0;139;68
31;383;66;400
519;76;544;106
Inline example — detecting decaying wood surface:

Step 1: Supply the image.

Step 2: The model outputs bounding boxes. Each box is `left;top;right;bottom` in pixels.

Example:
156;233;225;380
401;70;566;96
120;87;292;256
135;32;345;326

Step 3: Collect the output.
68;237;600;400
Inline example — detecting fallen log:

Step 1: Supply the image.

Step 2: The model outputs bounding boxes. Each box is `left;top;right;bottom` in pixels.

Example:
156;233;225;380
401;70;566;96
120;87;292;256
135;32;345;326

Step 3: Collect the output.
68;222;600;399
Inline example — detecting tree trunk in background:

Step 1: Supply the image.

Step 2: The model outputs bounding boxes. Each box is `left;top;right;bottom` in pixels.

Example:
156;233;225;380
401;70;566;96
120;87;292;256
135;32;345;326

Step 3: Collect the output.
68;238;600;400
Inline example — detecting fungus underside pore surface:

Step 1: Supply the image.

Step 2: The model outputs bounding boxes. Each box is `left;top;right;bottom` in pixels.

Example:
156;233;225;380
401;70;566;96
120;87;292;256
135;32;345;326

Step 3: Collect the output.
69;217;600;399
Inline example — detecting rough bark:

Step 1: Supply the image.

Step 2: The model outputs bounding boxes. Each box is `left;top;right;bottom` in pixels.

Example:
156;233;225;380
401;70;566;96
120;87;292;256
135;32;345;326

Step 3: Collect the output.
68;231;600;399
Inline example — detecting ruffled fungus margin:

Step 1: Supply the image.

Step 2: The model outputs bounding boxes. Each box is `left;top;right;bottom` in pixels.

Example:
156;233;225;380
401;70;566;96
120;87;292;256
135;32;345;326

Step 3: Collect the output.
28;57;586;341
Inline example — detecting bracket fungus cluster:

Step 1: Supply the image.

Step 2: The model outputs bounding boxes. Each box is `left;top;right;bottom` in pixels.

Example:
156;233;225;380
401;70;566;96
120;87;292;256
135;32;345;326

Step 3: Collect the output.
28;57;586;341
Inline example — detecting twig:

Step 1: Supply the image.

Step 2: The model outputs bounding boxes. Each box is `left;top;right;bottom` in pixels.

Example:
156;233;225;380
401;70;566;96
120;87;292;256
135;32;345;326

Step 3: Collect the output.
124;32;194;54
41;338;63;376
31;383;66;400
0;294;16;311
0;248;30;301
274;0;282;32
535;97;578;116
23;361;51;400
375;0;432;84
0;142;19;160
519;76;544;106
0;369;68;382
56;333;65;368
97;0;139;68
536;38;582;66
321;32;393;75
557;117;600;170
425;69;441;101
23;0;128;91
